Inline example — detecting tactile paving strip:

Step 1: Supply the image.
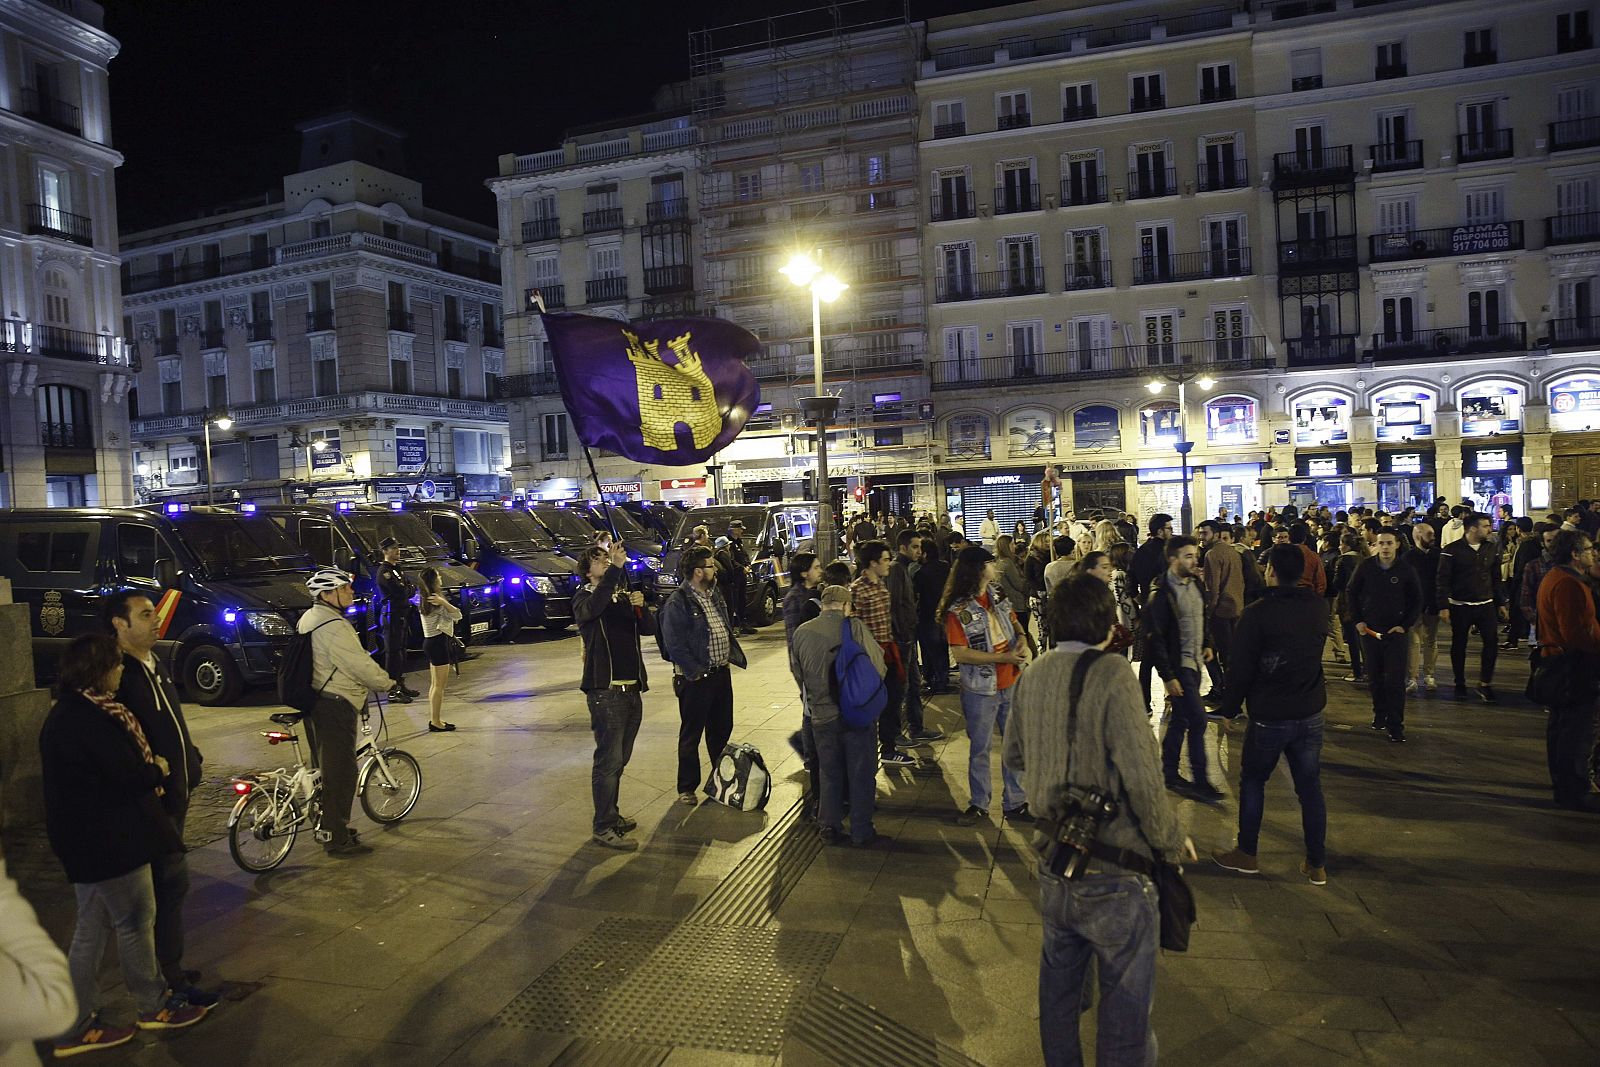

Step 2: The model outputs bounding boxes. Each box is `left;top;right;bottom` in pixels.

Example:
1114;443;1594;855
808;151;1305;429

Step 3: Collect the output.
686;795;823;927
494;917;841;1055
793;984;988;1067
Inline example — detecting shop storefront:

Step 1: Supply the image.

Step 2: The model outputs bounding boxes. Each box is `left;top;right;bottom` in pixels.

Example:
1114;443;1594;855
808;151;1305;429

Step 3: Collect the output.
1204;461;1265;519
1458;380;1523;438
942;467;1044;541
1372;386;1437;442
1461;443;1522;514
1546;376;1600;507
1292;391;1352;446
1375;448;1436;513
598;479;643;503
1135;466;1185;523
658;477;710;506
864;473;915;517
1287;451;1353;510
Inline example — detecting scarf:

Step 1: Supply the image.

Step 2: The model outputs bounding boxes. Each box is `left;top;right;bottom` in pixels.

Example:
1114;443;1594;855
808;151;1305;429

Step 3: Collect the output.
82;687;165;797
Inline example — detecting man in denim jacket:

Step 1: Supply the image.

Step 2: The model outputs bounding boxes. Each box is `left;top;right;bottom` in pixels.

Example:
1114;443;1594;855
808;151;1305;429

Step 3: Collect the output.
660;546;747;805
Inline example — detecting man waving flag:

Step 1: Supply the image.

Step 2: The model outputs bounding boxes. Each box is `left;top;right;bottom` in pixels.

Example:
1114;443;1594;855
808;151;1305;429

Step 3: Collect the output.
538;308;762;466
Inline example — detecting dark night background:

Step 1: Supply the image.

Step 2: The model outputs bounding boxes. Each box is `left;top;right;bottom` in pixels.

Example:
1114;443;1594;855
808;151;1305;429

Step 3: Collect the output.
106;0;998;234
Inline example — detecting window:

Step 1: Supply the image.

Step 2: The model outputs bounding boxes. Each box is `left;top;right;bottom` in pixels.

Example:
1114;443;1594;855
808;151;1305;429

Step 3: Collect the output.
1199;63;1235;102
934;169;972;220
1467;287;1505;337
38;383;89;445
206;365;227;411
1139;401;1181;446
1459;100;1507;159
1381;295;1420;343
387;280;410;331
734;171;763;201
390;351;410;392
938;242;974;299
1137;223;1175;283
1062;151;1104;206
1130;73;1164;111
249;435;279;481
160;358;182;413
1006;320;1042;375
1131;143;1172;198
1141;311;1178;366
41;266;71;326
996;90;1030;130
1203;217;1248;276
1559;9;1593;52
17;528;93;573
447;366;463;398
943;325;980;381
311;334;338;396
382;220;400;240
1464;186;1505;225
1070;315;1112;373
542;413;568;459
1376;40;1406;78
996;159;1037;213
1206;395;1258;444
1066;228;1108;288
1374;110;1418;170
1464;27;1496;65
933;100;966;138
1001;236;1041;292
798;162;824;194
1061;82;1095;122
454;429;506;471
1289;49;1323;91
1210;305;1251;361
117;524;175;582
590;244;623;279
1199;135;1243;190
1374;194;1416;235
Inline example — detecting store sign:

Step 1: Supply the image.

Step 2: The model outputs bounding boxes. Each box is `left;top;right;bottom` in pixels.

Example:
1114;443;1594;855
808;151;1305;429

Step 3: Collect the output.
1137;467;1184;484
1551;385;1600;414
1274;429;1291;445
982;474;1023;485
1476;449;1510;473
1450;223;1513;255
1389;453;1423;475
1306;457;1340;477
395;436;428;469
661;478;706;490
600;481;643;495
311;447;343;469
1295;452;1351;477
1073;405;1121;451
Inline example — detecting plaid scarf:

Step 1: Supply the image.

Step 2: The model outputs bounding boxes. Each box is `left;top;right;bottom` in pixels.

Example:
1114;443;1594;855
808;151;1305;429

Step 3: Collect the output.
82;687;165;797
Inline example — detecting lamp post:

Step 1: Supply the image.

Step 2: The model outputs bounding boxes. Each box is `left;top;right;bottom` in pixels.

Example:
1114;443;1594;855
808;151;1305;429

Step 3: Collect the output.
1145;372;1215;535
306;438;328;487
202;415;233;505
780;251;848;564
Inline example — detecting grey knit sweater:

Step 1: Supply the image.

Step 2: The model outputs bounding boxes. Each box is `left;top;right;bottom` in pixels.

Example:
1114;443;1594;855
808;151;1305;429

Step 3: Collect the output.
1004;644;1186;862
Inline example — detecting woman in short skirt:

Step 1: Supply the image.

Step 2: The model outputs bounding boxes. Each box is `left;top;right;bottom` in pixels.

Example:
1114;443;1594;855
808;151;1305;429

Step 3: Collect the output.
418;567;462;732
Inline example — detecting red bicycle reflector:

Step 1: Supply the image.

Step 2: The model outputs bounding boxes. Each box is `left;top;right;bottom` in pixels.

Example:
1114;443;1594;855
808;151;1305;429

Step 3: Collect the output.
231;780;253;794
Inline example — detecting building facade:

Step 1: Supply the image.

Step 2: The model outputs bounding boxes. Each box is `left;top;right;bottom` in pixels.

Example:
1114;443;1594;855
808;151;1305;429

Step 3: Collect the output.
918;0;1599;534
122;113;509;506
0;0;132;508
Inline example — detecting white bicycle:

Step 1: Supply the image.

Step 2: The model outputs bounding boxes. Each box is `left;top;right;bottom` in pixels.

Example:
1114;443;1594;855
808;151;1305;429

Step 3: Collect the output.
227;705;421;872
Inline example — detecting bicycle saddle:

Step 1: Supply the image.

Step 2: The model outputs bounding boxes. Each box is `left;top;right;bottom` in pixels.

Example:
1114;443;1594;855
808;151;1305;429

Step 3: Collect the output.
269;712;305;725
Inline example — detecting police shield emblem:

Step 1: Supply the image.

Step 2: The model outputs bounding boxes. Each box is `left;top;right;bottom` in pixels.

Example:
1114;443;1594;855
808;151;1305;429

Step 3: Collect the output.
40;590;65;635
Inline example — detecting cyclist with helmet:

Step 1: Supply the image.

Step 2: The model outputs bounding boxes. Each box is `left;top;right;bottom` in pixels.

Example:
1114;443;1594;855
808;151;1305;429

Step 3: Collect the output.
297;567;396;856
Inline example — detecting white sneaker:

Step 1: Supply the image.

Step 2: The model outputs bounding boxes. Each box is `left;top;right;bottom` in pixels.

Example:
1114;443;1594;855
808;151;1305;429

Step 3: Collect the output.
1405;679;1417;695
1423;675;1436;691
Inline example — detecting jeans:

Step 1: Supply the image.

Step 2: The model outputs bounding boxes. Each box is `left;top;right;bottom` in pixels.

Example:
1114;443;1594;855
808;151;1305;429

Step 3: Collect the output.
1237;713;1326;866
1408;612;1440;681
1547;698;1598;806
587;687;642;832
813;715;879;842
152;812;190;982
877;655;907;755
1341;619;1364;677
1447;602;1499;686
68;865;168;1029
1207;615;1237;692
1361;631;1410;735
1325;602;1347;657
961;687;1024;811
676;666;734;794
305;694;359;845
1160;667;1208;786
898;638;925;733
917;618;950;693
1038;871;1160;1067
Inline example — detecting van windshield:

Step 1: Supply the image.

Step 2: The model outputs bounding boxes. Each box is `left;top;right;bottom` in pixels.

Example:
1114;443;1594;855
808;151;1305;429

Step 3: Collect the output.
592;505;655;545
174;516;314;574
472;509;555;550
344;513;447;564
530;507;599;550
678;506;767;545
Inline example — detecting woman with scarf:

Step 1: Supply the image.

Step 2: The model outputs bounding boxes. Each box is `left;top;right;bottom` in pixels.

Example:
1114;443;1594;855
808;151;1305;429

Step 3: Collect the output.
39;633;209;1057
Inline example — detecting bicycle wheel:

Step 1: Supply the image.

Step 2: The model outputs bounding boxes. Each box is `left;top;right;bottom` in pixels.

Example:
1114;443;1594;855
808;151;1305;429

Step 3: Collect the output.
359;748;421;823
228;790;301;872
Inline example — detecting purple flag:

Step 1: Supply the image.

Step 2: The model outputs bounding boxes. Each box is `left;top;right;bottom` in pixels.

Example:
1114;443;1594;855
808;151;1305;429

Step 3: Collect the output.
539;312;761;466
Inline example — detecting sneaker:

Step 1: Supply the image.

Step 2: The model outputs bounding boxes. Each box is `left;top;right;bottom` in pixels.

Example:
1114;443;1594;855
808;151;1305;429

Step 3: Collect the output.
1389;729;1407;743
894;733;923;749
1332;651;1349;664
955;805;989;826
1299;861;1328;886
1405;679;1417;695
136;992;209;1031
1476;684;1497;704
818;825;843;845
1002;803;1032;822
909;726;945;743
1165;776;1195;794
401;685;422;698
880;750;916;767
1499;640;1519;651
676;792;698;806
1370;718;1386;731
591;827;638;851
1423;675;1436;691
613;816;637;834
324;838;373;857
387;687;413;704
53;1014;136;1058
1186;784;1226;805
1453;684;1469;701
1343;672;1365;683
1211;848;1260;874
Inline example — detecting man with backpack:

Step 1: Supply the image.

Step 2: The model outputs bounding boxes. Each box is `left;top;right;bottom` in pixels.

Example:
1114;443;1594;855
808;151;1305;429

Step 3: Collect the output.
790;584;888;845
294;567;398;855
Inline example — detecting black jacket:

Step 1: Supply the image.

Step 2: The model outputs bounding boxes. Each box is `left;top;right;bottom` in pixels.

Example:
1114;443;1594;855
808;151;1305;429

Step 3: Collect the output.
1214;585;1329;721
1437;538;1503;605
40;690;178;884
1404;544;1441;613
1129;538;1168;600
573;565;656;693
886;553;917;642
114;652;203;819
1346;557;1423;633
1140;572;1211;683
913;557;950;626
377;561;414;623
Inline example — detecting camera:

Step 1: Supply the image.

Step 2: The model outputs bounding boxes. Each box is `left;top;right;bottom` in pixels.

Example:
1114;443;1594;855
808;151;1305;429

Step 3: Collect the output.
1041;785;1119;879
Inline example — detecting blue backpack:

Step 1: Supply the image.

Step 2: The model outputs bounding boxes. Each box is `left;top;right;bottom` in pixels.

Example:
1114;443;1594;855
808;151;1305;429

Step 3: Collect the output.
832;617;887;728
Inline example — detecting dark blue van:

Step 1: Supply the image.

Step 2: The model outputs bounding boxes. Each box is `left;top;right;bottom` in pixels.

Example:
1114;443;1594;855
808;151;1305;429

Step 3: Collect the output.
411;501;583;635
526;503;662;599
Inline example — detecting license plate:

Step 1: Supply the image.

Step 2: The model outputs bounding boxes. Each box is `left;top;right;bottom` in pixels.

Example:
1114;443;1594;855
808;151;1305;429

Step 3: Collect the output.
470;622;490;635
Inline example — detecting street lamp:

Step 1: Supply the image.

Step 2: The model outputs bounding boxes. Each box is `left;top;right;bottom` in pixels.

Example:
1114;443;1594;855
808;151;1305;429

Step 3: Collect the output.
1145;373;1215;535
202;415;233;505
781;250;848;564
305;438;328;486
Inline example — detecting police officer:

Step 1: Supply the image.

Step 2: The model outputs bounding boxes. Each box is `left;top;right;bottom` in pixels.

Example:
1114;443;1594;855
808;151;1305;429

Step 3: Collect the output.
377;537;418;704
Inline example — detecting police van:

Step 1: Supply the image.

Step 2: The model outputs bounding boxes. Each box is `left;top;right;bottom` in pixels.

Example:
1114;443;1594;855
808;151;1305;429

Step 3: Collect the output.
657;502;819;624
0;504;319;705
409;501;583;635
253;502;504;648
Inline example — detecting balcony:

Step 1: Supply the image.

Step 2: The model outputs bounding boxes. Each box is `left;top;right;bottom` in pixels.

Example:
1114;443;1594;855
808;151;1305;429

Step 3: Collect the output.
1287;336;1358;366
1196;159;1249;191
124;249;272;294
1129;94;1166;113
1200;84;1237;103
1127;167;1177;199
994;182;1041;214
1369;221;1523;262
1546;212;1600;245
1457;129;1512;163
935;268;1046;303
41;421;92;449
1059;175;1108;207
439;253;501;284
526;283;566;310
199;327;225;349
492;371;562;399
247;320;274;342
1370;139;1423;173
996;112;1031;131
444;319;469;343
1273;145;1355;188
306;309;334;332
1061;103;1097;123
521;217;561;243
34;325;99;362
18;88;81;134
644;264;693;294
387;310;415;333
1549;116;1600;152
930;192;976;222
1375;63;1407;79
1131;248;1252;285
583;206;624;233
1551;316;1600;348
1292;75;1324;91
645;199;689;224
1278;236;1357;270
1063;259;1113;290
932;120;967;139
1558;31;1594;53
586;276;627;303
1371;322;1527;360
929;336;1269;391
1463;49;1497;67
27;203;92;245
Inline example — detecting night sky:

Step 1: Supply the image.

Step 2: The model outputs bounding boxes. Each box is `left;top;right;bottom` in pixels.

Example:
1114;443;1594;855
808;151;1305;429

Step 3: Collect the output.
106;0;994;234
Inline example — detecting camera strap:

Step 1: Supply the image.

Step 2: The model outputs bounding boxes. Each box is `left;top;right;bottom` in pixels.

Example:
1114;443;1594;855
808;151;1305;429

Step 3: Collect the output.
1030;647;1106;839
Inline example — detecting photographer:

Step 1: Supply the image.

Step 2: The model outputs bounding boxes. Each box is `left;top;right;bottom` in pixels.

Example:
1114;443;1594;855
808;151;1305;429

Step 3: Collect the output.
1004;574;1192;1067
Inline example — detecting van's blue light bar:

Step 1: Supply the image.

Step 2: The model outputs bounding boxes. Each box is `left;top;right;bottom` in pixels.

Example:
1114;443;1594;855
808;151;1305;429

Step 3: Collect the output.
390;501;403;510
336;502;354;512
239;503;257;514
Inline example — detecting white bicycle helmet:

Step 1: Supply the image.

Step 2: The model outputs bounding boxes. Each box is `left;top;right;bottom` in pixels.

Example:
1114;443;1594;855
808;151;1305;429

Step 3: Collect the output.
306;567;353;594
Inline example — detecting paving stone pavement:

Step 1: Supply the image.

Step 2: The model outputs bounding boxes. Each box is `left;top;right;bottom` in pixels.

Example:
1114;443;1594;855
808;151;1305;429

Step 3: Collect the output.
5;623;1598;1066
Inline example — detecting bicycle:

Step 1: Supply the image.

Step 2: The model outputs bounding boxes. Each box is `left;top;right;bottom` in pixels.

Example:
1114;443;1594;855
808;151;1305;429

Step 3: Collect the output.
227;703;422;872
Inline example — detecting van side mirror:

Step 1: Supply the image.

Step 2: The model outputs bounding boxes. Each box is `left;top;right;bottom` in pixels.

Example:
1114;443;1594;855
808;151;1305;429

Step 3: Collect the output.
155;558;179;589
462;540;479;562
338;553;358;574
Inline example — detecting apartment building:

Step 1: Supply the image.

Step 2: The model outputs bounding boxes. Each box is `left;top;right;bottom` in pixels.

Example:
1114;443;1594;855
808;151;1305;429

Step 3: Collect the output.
489;93;701;502
0;0;132;507
920;0;1599;531
122;113;509;506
